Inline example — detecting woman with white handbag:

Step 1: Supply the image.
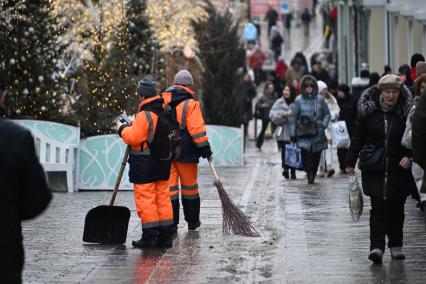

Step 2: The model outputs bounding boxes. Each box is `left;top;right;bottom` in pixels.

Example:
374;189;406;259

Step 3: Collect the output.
318;80;340;177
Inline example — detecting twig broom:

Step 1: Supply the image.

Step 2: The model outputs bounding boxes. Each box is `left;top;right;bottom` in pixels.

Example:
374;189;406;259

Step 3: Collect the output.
208;160;260;237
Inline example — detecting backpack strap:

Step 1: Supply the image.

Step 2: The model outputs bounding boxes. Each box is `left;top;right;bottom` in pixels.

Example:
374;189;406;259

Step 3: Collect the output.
144;111;154;144
180;99;191;130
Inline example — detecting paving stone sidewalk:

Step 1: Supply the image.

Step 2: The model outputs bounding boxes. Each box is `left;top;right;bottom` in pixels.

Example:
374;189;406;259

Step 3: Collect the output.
22;137;426;283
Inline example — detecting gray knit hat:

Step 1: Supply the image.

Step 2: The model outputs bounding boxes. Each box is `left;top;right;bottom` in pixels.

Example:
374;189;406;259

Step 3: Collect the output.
137;76;157;97
416;61;426;77
174;70;193;86
378;74;402;91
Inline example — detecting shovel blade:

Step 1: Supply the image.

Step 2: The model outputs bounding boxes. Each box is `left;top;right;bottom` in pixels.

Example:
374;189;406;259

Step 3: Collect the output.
83;205;130;244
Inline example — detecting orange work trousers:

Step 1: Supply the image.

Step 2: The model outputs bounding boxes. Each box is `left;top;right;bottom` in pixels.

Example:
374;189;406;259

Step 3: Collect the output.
168;162;200;226
134;180;174;233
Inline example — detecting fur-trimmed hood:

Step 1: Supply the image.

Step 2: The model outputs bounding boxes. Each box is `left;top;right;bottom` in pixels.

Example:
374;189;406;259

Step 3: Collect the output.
357;85;413;119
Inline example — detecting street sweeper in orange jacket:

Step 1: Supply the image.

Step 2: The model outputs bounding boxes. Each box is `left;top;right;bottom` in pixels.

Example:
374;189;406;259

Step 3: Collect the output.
162;70;213;233
118;76;174;248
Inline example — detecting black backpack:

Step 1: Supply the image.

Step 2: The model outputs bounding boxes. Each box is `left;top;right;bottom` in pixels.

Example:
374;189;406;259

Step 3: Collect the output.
144;105;181;161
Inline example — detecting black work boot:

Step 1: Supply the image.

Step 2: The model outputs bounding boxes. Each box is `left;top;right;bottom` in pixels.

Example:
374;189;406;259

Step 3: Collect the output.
132;235;157;249
307;171;315;184
188;221;201;231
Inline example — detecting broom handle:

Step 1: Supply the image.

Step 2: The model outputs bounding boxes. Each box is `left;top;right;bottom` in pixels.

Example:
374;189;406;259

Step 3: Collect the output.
208;159;220;182
109;145;131;206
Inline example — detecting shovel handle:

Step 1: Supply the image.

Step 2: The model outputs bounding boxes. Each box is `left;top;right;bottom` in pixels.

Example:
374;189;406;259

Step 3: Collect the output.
208;159;220;183
109;145;131;206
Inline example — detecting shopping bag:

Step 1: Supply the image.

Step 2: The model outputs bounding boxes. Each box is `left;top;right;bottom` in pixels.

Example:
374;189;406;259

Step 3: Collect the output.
348;175;363;221
332;121;350;148
284;144;303;169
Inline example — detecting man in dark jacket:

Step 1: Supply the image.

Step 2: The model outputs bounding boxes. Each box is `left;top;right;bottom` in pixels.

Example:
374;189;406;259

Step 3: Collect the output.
0;72;52;283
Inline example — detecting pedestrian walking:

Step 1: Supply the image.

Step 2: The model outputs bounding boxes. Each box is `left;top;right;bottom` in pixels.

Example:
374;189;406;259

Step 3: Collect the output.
318;81;340;178
119;76;174;248
345;74;416;263
242;71;257;136
265;5;279;38
301;8;312;37
402;62;426;215
285;57;305;93
162;70;212;234
412;64;426;219
335;84;354;173
290;75;331;184
249;46;266;86
270;84;297;179
284;11;293;36
0;72;52;283
270;26;284;61
255;81;277;150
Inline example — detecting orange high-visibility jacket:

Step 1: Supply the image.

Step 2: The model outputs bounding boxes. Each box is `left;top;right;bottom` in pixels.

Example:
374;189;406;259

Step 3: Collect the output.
119;96;170;183
162;85;210;163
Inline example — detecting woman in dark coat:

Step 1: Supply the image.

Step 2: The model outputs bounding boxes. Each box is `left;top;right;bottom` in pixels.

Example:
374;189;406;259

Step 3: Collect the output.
255;81;277;149
336;84;353;173
345;74;416;264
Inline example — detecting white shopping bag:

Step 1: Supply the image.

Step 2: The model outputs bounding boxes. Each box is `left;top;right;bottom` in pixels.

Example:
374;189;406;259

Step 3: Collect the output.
332;121;350;148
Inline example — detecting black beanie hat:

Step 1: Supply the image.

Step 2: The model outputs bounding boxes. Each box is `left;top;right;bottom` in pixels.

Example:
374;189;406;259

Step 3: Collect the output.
411;53;425;67
137;76;156;97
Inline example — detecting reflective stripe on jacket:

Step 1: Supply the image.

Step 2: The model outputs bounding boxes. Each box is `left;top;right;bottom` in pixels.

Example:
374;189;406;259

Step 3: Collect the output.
163;85;209;163
120;96;170;183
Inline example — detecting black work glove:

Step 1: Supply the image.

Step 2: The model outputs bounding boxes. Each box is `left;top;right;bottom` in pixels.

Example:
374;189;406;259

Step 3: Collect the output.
290;136;297;143
199;145;212;159
118;123;130;137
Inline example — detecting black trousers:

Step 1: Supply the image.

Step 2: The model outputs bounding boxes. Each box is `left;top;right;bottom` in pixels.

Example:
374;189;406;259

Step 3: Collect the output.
256;118;271;148
301;149;321;176
337;148;348;171
370;197;406;251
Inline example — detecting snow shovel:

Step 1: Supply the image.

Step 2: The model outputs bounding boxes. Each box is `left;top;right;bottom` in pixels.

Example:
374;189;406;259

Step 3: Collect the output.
207;159;259;237
83;145;131;244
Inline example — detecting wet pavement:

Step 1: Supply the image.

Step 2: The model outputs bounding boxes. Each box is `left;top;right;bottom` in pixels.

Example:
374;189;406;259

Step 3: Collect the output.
22;138;426;283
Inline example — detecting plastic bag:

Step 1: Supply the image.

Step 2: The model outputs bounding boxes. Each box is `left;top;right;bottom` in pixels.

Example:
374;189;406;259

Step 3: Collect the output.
332;121;350;148
349;175;363;221
284;144;303;169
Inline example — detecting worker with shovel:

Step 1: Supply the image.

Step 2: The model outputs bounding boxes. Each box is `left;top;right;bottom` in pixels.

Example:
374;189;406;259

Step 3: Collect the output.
118;76;174;248
162;70;213;234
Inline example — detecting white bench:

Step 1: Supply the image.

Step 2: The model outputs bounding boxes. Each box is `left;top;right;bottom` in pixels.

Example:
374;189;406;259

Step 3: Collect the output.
12;120;80;192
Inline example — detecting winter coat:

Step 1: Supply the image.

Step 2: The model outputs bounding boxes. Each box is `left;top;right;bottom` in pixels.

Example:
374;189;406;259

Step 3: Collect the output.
336;92;354;137
255;91;277;120
0;120;52;283
119;96;171;183
323;94;340;139
242;80;257;122
412;87;426;193
289;75;331;152
345;85;416;200
285;67;305;87
163;85;211;163
269;97;293;141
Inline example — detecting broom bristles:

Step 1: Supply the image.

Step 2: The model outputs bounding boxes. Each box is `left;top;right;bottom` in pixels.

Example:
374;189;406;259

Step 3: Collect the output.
214;180;260;237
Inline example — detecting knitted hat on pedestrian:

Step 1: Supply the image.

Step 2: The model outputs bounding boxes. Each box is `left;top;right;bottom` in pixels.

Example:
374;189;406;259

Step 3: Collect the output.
410;53;425;67
416;61;426;77
174;70;194;86
378;74;403;91
137;76;157;97
317;80;327;94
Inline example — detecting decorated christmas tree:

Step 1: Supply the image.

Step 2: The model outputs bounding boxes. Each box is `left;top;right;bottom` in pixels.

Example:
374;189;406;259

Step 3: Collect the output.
193;1;246;127
0;0;60;120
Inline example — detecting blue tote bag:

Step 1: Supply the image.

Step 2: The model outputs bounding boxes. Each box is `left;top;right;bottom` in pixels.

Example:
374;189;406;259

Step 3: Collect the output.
284;144;303;169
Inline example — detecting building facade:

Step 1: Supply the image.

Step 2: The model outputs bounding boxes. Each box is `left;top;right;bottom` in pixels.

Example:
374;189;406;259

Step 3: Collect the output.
337;0;426;84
